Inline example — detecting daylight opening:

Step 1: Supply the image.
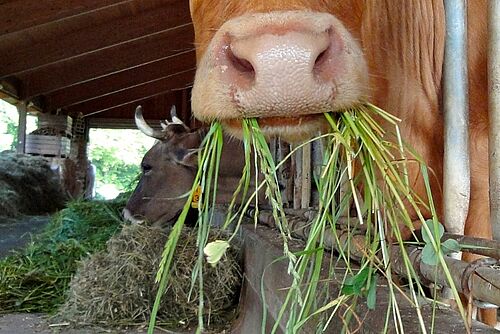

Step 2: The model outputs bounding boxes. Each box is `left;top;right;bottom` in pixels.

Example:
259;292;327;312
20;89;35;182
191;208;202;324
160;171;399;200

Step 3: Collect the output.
0;100;38;152
88;128;155;200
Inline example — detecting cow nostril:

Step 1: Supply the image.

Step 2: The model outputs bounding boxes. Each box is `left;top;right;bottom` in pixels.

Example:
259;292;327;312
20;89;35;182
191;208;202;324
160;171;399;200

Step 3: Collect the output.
227;46;256;78
313;47;330;75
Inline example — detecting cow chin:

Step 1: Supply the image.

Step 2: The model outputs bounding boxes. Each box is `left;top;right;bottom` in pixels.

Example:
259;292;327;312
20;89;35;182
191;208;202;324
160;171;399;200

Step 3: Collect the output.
191;10;369;141
123;206;182;228
222;115;329;143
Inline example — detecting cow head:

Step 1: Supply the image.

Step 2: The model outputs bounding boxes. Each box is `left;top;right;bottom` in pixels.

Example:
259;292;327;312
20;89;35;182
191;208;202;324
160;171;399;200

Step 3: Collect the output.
190;1;369;142
123;106;201;226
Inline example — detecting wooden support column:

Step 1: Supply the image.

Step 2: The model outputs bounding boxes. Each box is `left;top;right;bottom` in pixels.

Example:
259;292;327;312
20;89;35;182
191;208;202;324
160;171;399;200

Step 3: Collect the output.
311;138;324;206
301;142;312;209
16;101;27;153
293;144;302;209
277;140;293;207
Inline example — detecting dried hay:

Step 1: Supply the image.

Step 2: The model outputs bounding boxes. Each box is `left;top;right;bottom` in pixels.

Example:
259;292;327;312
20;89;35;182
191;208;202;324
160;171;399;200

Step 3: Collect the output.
58;224;242;330
0;198;125;313
0;151;66;217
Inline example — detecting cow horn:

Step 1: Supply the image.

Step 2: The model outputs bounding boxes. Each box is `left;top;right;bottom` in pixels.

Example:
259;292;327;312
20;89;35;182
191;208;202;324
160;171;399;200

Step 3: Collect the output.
163;105;190;131
135;106;166;139
170;105;177;118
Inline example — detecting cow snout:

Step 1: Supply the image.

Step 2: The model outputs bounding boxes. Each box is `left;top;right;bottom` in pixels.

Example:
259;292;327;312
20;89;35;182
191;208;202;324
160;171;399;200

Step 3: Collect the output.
192;11;369;128
222;28;338;116
122;208;144;224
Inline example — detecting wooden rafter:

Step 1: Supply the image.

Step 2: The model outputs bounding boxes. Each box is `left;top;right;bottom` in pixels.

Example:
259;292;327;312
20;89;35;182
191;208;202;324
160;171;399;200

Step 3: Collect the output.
45;50;195;111
0;0;191;77
0;0;195;122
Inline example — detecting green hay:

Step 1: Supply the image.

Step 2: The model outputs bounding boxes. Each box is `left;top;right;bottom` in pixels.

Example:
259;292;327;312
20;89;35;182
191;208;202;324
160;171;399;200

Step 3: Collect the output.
0;152;66;217
58;225;241;331
0;198;125;313
149;104;461;333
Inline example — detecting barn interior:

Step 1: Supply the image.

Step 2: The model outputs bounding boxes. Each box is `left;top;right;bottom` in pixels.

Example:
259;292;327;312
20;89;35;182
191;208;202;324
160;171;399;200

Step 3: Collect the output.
1;1;500;333
0;0;196;198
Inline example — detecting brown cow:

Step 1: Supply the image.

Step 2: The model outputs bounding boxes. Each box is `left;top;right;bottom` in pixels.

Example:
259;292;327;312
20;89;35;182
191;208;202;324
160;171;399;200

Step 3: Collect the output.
189;0;495;325
123;106;255;227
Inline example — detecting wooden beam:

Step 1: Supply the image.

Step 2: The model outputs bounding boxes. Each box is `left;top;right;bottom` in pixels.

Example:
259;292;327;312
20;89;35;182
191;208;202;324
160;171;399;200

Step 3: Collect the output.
66;69;195;116
0;0;131;35
19;24;194;99
301;142;312;208
0;0;191;77
0;79;19;99
82;93;180;120
16;102;27;154
293;145;303;209
44;50;195;110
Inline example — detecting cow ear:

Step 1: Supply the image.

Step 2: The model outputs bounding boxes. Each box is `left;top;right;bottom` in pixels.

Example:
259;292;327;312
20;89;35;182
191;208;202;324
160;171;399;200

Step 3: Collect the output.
176;148;199;168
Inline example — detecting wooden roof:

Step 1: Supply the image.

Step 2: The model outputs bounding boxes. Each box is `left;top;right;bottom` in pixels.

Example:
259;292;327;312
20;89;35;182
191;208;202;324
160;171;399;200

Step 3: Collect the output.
0;0;196;123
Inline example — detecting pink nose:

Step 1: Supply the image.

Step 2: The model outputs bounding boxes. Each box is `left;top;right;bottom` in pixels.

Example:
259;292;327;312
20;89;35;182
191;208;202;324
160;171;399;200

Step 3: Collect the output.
217;26;342;117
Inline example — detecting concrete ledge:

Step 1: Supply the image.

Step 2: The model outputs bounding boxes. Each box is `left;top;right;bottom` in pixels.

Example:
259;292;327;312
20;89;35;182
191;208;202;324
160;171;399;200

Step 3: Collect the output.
232;225;499;333
1;223;497;333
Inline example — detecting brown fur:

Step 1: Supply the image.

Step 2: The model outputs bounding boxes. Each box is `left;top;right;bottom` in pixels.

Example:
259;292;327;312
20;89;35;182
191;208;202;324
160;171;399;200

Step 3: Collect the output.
190;0;490;235
125;127;252;226
190;0;495;325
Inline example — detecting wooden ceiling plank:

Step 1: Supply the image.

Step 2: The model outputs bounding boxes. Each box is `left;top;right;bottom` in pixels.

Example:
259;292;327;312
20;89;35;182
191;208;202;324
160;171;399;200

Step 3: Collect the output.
0;0;190;77
67;70;195;116
83;92;178;120
19;24;194;99
0;0;132;35
45;50;196;110
0;79;20;99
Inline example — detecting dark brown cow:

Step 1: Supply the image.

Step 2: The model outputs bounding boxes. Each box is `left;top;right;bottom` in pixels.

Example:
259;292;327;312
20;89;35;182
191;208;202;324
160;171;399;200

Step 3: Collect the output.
189;0;495;325
123;106;251;226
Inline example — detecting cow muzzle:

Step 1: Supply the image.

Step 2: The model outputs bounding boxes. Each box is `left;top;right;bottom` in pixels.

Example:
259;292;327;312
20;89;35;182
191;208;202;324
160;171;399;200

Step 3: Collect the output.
192;11;369;140
122;208;144;225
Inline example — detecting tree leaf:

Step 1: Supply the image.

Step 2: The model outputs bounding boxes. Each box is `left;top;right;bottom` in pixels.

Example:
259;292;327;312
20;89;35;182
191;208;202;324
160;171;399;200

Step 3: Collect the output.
421;243;439;266
366;276;378;310
442;239;461;254
352;267;369;291
342;267;370;296
341;284;356;296
422;219;444;244
203;240;230;267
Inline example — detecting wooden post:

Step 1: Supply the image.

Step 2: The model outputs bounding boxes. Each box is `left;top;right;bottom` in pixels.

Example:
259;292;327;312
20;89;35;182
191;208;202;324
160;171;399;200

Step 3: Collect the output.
311;139;324;206
16;101;27;153
277;140;293;207
293;144;302;209
269;137;277;164
301;142;311;208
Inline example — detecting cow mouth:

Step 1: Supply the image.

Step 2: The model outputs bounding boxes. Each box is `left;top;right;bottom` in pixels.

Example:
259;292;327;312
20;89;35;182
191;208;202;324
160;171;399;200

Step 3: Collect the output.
224;114;324;128
221;113;332;142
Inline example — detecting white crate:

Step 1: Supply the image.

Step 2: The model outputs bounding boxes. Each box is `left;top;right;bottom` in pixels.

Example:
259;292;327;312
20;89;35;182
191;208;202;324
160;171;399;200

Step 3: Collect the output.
38;114;73;135
26;134;71;157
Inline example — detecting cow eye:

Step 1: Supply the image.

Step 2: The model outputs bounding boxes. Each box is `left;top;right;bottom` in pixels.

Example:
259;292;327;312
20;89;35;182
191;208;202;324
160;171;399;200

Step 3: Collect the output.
141;163;152;174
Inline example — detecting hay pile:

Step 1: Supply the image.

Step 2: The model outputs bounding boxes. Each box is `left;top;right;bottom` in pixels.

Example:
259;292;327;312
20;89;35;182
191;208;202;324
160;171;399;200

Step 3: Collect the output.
0;151;66;217
58;224;242;329
0;199;125;313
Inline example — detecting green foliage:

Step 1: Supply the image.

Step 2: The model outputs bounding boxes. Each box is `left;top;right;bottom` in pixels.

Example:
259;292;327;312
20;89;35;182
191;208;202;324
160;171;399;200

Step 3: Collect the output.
6;122;17;151
341;267;377;310
421;220;461;266
90;145;141;191
0;198;126;313
88;128;155;197
0;102;18;151
150;104;464;333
